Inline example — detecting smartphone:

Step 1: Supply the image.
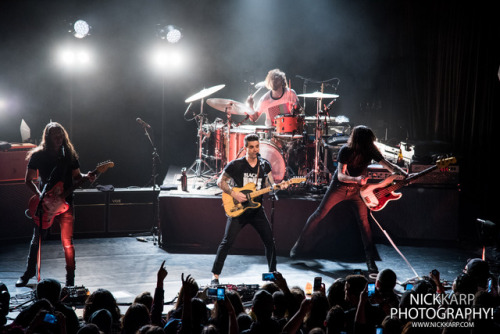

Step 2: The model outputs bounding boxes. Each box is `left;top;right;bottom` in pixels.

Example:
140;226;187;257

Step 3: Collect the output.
217;287;225;301
376;327;383;334
405;283;413;291
313;277;322;291
367;283;375;297
43;313;57;324
207;288;218;297
262;272;275;281
487;278;492;293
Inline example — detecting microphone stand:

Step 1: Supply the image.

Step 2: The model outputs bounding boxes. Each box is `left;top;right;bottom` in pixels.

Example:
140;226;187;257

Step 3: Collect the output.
141;124;162;247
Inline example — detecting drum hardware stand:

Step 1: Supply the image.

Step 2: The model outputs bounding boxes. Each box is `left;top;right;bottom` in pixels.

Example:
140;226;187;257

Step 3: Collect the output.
187;97;216;187
307;84;329;187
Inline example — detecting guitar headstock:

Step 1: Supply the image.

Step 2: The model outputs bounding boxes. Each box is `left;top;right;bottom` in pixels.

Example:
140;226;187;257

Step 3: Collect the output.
95;161;115;174
286;177;307;184
436;157;456;169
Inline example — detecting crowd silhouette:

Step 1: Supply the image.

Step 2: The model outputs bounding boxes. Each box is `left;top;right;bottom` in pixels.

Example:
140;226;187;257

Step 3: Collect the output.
2;258;499;334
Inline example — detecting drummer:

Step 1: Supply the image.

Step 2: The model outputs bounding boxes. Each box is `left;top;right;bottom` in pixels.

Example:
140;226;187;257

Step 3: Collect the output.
246;68;301;127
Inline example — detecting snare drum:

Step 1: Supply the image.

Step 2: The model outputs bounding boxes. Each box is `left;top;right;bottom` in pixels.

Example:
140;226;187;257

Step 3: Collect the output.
237;140;286;183
274;114;304;134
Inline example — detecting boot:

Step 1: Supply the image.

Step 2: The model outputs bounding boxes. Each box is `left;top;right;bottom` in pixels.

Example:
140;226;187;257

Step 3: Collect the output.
16;272;34;287
66;271;75;287
366;257;379;273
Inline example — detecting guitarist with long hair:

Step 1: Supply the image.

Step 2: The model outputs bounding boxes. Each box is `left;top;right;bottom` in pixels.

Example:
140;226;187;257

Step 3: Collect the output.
210;133;287;285
290;125;407;273
16;122;95;287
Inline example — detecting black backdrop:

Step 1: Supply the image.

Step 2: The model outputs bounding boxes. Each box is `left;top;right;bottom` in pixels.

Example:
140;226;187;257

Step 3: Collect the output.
0;0;498;233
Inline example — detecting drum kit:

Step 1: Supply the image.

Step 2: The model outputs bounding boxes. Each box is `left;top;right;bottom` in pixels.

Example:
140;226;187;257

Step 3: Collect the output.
184;84;351;188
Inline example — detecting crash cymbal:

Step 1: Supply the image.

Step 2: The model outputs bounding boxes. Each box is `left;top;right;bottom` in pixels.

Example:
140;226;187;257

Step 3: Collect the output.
254;81;266;89
206;98;255;115
297;91;339;99
185;84;225;103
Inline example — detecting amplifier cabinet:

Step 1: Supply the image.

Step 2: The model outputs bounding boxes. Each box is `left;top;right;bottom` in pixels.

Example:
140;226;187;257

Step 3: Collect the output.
108;188;156;233
0;143;36;182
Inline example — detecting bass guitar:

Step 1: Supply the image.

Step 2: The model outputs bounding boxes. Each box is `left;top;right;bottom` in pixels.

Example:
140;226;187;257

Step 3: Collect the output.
360;157;456;211
222;177;306;217
28;161;114;229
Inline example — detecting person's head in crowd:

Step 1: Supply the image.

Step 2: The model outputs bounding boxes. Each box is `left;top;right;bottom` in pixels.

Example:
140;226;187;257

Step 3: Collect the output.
325;305;346;334
464;258;491;289
272;290;287;319
137;325;165;334
289;286;306;318
261;281;280;295
251;290;274;321
13;299;54;329
35;279;62;305
344;275;368;306
308;328;325;334
0;282;10;327
201;324;218;334
376;269;397;294
191;298;209;328
83;289;121;324
381;315;403;334
305;292;329;331
412;279;435;295
89;309;112;334
134;292;153;312
226;290;245;316
121;303;150;334
453;273;477;295
237;313;253;332
327;278;347;309
77;323;101;334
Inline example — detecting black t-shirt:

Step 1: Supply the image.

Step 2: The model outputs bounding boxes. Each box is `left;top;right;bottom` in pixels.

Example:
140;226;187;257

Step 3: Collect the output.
224;157;272;202
27;150;80;200
333;144;383;184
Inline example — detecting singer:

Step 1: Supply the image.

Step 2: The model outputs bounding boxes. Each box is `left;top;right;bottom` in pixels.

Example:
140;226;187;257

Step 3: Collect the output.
210;133;287;285
16;122;96;287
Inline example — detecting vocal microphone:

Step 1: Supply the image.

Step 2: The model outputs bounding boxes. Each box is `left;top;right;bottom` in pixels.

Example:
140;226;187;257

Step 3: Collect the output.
136;118;151;129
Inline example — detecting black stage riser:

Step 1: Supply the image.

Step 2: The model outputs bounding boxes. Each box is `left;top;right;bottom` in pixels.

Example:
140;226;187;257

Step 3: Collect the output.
159;186;460;258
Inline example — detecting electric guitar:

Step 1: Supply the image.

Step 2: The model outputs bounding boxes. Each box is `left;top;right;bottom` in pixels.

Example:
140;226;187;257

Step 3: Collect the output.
360;157;456;211
28;161;114;229
222;177;306;217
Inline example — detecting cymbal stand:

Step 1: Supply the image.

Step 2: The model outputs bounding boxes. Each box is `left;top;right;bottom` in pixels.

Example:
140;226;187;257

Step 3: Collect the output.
188;98;215;187
307;85;328;186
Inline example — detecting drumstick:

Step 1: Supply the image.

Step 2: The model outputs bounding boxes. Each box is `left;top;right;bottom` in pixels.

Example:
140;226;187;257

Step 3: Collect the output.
252;86;264;98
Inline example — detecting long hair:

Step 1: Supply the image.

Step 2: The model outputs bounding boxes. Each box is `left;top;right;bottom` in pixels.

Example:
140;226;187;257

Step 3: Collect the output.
346;125;379;167
26;122;78;161
265;69;287;90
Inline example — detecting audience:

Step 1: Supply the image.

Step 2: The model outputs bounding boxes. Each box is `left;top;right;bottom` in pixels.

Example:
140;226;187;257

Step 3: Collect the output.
5;257;500;334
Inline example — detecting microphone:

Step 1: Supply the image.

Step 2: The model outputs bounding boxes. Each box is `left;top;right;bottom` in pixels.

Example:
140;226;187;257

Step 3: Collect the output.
136;118;151;129
60;146;65;158
324;99;336;111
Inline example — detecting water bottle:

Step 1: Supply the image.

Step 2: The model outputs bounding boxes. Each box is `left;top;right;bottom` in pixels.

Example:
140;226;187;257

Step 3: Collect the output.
181;168;187;191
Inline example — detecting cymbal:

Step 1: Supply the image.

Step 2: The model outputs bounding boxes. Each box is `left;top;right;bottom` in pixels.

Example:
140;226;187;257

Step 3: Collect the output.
297;91;339;99
206;98;255;115
185;84;225;103
254;81;266;89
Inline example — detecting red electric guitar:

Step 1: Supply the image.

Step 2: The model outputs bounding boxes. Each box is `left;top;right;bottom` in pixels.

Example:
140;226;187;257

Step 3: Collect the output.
360;157;456;211
27;161;114;229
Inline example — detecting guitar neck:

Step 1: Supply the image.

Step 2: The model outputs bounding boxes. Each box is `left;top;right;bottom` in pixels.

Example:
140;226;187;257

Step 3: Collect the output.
61;170;98;198
249;186;274;199
385;164;438;193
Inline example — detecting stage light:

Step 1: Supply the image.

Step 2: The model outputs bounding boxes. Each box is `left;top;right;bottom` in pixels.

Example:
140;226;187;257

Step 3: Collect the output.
150;47;186;72
56;46;94;69
73;19;90;39
157;25;183;43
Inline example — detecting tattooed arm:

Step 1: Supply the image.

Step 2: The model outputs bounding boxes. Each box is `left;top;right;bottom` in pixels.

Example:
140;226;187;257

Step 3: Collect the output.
217;172;247;203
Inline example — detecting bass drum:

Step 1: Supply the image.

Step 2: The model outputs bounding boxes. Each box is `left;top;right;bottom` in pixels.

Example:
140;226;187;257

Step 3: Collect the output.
237;140;286;183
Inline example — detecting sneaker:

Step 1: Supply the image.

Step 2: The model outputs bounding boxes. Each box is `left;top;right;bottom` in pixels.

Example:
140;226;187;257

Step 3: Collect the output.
210;278;219;286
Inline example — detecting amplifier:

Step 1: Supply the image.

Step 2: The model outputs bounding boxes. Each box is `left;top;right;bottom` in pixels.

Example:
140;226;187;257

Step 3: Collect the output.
409;163;459;185
367;164;392;181
0;143;36;182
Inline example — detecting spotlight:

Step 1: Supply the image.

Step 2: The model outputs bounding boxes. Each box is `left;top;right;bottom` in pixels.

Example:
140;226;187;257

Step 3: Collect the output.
150;47;185;71
157;25;182;43
56;46;94;69
72;19;91;39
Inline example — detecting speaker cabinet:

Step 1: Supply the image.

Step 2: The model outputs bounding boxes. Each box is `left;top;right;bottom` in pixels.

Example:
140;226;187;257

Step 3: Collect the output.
73;190;107;234
108;188;156;233
0;182;36;240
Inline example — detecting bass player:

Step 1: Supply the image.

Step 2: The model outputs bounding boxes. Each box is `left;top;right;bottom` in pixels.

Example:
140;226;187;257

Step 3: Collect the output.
211;133;287;285
290;125;408;273
16;122;95;287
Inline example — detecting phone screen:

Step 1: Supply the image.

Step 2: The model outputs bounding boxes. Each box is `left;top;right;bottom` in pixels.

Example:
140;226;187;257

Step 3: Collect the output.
43;313;57;324
207;288;217;297
406;283;413;291
262;273;275;281
217;287;225;301
376;327;383;334
367;283;375;296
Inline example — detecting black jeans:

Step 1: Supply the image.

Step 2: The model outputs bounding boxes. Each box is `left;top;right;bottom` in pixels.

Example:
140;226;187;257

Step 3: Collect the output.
293;182;375;259
212;207;277;275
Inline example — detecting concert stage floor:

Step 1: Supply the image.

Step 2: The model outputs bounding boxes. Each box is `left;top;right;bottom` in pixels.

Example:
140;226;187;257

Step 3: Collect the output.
1;236;496;321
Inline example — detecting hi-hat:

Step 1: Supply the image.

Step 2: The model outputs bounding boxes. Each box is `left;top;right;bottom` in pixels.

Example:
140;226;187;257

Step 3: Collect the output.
207;98;255;115
185;84;225;103
297;91;339;99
